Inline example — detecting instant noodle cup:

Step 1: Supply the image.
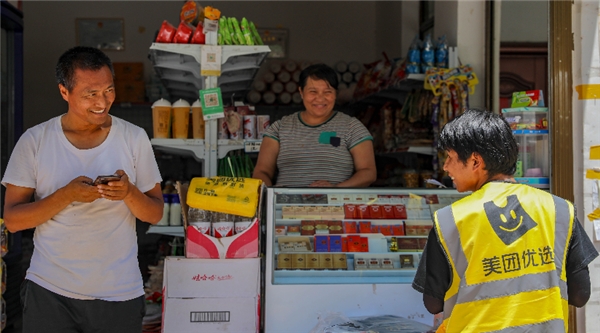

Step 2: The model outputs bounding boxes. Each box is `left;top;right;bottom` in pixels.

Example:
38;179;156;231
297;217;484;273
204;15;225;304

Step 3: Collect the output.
172;99;191;139
234;219;253;234
212;221;234;238
151;98;172;138
190;221;211;235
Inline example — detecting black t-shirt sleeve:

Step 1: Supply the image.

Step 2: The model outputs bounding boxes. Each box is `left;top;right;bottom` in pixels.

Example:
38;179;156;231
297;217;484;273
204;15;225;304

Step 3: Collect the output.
412;225;451;300
566;218;598;274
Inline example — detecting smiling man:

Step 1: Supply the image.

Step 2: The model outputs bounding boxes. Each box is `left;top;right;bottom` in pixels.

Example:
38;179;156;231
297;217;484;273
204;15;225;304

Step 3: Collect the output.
412;109;597;333
2;46;163;333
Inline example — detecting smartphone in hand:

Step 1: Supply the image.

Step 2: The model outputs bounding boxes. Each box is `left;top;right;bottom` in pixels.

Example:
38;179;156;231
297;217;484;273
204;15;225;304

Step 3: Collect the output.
93;175;121;186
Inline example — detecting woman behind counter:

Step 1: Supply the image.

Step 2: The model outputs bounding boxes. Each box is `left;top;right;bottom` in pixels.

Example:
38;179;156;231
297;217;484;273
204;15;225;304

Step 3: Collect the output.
253;64;376;187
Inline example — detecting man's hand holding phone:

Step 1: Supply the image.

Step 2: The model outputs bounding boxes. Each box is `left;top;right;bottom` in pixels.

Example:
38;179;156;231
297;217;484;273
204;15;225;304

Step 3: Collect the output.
93;174;122;186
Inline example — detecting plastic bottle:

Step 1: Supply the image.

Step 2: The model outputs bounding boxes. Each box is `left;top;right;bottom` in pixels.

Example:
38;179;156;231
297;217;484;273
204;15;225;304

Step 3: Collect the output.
169;194;182;226
157;194;171;226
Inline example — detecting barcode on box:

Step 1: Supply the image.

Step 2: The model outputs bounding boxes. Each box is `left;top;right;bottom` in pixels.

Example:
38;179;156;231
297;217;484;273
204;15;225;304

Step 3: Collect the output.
205;93;220;107
190;311;230;323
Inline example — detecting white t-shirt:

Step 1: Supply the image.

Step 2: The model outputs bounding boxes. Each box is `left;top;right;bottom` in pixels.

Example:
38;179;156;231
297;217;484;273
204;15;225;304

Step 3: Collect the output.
1;115;162;301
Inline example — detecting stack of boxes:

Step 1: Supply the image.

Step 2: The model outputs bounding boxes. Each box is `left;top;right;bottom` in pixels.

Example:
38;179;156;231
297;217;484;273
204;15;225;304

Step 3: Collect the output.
161;180;263;333
113;62;146;103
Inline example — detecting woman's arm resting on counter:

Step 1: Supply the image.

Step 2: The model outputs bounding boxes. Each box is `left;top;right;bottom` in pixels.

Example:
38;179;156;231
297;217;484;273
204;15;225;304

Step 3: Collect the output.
252;137;280;186
336;140;377;188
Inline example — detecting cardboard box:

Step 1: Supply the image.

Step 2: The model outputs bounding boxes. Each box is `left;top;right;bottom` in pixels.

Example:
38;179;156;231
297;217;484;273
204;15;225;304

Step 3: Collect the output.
114;81;145;103
177;182;263;259
162;257;260;333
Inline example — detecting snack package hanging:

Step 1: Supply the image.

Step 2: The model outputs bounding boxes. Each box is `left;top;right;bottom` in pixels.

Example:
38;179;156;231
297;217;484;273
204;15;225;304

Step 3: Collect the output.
187;177;262;218
204;6;221;20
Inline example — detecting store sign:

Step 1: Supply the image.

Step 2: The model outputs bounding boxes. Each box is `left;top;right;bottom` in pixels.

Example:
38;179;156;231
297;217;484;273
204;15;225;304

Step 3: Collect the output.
200;87;224;120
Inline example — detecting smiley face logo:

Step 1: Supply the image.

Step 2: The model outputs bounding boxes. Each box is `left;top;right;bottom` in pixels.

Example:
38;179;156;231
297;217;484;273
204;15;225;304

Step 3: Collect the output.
483;195;538;245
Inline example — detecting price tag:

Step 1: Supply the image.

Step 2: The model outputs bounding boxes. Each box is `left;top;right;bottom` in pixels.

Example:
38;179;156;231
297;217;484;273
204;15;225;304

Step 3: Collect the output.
244;141;262;153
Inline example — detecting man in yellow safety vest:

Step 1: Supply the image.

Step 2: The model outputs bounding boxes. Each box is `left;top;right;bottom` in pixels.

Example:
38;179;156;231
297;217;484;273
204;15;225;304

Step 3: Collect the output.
412;109;597;333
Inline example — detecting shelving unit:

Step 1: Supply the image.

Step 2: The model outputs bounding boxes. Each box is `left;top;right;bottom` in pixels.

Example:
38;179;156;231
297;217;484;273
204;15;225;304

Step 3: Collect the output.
148;40;270;238
351;73;426;105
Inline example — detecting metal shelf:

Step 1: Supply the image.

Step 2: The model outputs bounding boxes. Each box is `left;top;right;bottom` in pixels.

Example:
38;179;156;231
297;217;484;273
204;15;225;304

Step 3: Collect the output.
148;43;270;102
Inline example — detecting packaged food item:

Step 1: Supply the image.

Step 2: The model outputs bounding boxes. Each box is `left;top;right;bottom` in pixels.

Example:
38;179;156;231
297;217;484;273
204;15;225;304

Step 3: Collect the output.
403;169;419;188
230;17;245;45
240;18;254;46
243;115;256;139
180;0;204;26
511;90;545;108
173;21;194;44
219;17;232;45
249;21;264;45
190;22;206;44
155;20;176;43
421;33;434;73
204;6;221;20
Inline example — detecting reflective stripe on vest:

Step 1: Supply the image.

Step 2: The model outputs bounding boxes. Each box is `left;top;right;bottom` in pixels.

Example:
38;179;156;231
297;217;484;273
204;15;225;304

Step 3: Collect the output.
435;182;573;333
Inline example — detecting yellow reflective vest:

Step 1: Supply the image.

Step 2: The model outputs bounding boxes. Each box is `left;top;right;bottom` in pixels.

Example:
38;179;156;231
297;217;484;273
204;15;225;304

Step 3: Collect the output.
434;182;573;333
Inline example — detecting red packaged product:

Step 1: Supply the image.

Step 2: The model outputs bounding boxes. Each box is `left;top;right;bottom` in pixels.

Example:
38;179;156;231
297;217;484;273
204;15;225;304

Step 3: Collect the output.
360;237;369;252
359;221;372;233
379;225;392;236
393;204;407;219
344;204;357;219
391;224;405;236
155;20;177;43
357;205;370;219
343;221;357;234
369;205;383;219
382;205;395;219
190;22;206;44
347;235;362;252
370;225;379;233
424;194;439;204
174;21;194;43
341;237;348;252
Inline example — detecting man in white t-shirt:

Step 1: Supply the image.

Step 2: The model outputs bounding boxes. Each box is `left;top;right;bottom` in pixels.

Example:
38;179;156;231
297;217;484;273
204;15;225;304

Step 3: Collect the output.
1;46;163;333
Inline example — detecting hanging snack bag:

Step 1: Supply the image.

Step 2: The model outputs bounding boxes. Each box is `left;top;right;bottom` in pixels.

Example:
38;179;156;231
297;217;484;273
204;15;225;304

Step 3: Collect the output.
204;6;221;20
155;20;177;43
173;21;194;44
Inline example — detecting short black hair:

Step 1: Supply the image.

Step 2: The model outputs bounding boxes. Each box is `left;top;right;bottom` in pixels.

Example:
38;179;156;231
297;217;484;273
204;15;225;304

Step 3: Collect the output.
298;63;338;90
438;109;518;176
56;46;114;92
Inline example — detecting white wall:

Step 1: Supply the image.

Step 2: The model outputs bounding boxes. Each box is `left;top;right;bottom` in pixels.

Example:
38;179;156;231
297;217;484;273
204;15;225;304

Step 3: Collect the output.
501;0;548;42
22;1;406;129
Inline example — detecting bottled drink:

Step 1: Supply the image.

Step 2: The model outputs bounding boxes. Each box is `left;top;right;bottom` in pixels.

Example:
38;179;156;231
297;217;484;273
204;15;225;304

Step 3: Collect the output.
169;194;182;226
157;194;170;226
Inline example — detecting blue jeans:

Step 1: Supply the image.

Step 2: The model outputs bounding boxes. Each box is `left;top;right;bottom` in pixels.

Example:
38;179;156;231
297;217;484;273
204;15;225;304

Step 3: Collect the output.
20;280;145;333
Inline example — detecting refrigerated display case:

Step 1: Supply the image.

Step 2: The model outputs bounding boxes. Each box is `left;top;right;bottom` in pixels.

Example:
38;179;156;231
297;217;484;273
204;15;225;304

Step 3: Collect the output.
263;187;467;333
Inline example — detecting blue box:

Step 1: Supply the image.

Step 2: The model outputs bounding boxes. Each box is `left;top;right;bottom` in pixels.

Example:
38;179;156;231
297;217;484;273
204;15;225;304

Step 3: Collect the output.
329;235;342;252
314;235;329;252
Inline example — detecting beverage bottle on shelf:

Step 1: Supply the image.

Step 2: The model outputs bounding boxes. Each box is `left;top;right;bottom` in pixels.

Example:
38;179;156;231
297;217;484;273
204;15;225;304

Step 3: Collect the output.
169;194;182;226
157;194;171;226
